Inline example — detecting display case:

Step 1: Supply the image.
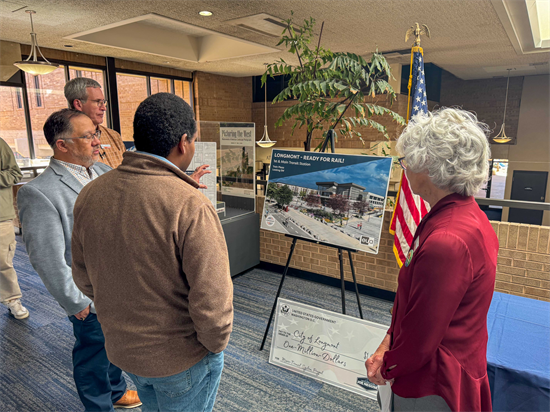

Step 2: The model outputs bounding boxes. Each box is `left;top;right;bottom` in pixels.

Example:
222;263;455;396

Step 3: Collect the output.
196;121;259;276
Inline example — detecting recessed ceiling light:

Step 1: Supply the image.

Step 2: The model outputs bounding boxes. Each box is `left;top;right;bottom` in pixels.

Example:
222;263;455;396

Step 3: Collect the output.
163;61;170;64
199;11;213;17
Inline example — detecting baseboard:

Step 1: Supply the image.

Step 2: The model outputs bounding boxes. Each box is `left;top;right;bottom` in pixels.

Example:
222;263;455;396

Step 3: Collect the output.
258;261;396;302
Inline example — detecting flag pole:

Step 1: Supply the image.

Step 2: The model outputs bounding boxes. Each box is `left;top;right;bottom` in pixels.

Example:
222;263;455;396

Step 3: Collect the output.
389;45;419;266
389;29;427;267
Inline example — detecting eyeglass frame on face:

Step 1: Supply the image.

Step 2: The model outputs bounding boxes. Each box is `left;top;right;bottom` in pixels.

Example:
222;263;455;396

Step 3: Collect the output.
79;98;108;107
398;156;407;170
60;129;101;143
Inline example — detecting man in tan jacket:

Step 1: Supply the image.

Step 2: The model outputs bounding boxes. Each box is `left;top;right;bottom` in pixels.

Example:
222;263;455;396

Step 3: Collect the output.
64;77;125;168
0;137;28;319
72;93;233;412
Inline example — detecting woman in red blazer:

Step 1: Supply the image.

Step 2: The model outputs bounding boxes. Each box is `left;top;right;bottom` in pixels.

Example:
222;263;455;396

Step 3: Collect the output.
366;108;499;412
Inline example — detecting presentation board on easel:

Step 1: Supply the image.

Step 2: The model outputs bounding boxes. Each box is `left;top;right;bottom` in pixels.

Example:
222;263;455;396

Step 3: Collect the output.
260;150;392;254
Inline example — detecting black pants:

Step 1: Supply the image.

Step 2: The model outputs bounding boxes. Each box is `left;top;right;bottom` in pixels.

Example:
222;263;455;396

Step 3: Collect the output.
69;313;126;412
378;391;451;412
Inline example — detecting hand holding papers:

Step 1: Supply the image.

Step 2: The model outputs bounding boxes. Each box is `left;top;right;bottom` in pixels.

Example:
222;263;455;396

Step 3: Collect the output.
190;164;211;189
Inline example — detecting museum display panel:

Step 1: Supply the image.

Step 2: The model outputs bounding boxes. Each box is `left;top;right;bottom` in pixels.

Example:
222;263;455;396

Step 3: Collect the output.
196;120;259;276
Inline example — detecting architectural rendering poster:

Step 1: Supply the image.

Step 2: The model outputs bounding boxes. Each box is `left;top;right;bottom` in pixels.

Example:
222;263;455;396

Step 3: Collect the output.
269;298;388;399
261;150;392;254
220;123;255;198
186;142;217;208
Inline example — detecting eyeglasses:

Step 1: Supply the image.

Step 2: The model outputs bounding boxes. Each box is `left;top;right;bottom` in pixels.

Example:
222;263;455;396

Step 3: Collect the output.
63;129;101;142
81;98;108;107
398;157;407;170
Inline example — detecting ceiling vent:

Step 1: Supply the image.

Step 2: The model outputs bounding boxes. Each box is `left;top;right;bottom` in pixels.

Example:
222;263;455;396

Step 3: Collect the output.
64;14;279;63
379;49;412;59
227;13;287;38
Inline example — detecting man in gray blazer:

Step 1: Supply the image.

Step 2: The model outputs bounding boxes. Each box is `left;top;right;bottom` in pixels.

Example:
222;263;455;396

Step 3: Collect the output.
17;109;141;412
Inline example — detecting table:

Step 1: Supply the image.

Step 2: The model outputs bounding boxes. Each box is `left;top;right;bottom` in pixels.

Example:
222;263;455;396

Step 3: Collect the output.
487;292;550;411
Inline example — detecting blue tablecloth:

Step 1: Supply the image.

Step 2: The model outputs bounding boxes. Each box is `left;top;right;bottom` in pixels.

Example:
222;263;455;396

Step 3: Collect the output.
487;292;550;411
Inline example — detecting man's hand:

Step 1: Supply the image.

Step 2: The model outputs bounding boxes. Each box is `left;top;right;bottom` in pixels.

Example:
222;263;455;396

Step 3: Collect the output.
190;165;211;189
75;304;90;321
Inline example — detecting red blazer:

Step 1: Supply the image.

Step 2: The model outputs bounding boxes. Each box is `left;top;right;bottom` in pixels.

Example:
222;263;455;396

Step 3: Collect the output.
381;193;499;411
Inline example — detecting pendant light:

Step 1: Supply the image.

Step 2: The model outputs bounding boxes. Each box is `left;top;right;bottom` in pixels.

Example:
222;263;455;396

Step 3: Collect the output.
492;69;513;144
256;83;276;148
14;11;59;76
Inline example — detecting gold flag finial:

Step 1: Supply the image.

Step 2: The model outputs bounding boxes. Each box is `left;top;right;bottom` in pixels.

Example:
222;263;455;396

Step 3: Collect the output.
405;23;431;46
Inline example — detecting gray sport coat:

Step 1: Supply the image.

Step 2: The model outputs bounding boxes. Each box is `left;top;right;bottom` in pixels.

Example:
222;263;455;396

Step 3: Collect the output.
17;158;111;316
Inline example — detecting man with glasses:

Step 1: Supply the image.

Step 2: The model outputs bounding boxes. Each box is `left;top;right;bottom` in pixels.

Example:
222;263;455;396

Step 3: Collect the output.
64;77;125;168
17;109;141;411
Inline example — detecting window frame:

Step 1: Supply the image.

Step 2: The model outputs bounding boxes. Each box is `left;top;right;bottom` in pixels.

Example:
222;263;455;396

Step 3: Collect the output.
0;72;35;159
8;56;193;160
114;68;193;103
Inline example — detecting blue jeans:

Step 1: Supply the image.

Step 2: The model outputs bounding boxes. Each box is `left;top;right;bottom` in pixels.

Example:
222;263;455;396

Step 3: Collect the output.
69;313;127;412
126;351;224;412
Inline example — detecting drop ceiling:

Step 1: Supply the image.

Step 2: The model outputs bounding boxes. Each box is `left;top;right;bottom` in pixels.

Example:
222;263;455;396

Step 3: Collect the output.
0;0;549;80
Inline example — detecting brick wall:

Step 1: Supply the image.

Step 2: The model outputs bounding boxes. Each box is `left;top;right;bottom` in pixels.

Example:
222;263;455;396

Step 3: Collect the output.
491;222;550;301
439;71;523;145
194;72;252;123
252;95;409;150
258;197;550;302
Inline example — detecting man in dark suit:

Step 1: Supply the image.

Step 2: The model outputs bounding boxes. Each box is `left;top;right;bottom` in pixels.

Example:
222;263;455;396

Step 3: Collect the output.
17;109;141;411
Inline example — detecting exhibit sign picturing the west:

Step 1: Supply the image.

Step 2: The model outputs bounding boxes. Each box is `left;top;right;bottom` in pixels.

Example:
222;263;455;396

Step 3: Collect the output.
261;150;392;254
220;123;255;199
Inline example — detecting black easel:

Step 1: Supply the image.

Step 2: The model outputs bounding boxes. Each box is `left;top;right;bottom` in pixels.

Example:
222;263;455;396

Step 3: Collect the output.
259;129;364;351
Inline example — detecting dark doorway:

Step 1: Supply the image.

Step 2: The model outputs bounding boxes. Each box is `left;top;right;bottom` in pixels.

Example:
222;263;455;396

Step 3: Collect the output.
508;170;548;225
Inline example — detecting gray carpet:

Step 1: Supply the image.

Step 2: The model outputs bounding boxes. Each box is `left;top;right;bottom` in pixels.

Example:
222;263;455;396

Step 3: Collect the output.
0;236;392;412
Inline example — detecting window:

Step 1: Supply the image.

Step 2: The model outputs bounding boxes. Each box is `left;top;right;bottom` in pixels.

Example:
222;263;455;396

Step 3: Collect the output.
116;74;192;141
69;66;104;85
15;89;23;109
25;67;68;159
151;77;171;94
33;76;43;107
475;159;508;201
174;79;192;105
116;73;148;141
489;159;508;200
0;86;31;166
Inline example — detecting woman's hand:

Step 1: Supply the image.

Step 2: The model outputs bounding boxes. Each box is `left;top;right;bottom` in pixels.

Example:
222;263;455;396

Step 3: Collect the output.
366;353;386;385
365;334;391;386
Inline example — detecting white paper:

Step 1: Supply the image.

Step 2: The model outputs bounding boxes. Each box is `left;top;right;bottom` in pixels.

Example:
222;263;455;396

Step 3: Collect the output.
269;298;388;400
186;142;217;207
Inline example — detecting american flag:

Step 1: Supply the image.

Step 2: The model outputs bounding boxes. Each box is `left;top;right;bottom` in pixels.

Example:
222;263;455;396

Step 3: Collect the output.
389;48;431;267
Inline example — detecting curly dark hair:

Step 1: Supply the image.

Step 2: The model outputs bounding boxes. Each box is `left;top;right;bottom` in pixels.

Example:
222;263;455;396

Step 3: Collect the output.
133;93;197;157
43;108;88;147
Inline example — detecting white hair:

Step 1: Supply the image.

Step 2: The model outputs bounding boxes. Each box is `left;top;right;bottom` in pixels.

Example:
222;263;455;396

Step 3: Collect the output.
396;107;491;196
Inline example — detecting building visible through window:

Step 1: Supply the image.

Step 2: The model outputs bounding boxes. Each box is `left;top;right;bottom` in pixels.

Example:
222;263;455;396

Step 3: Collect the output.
34;75;42;107
15;89;23;109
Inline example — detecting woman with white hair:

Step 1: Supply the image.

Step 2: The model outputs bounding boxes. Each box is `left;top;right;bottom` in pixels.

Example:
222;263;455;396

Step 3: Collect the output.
366;108;499;412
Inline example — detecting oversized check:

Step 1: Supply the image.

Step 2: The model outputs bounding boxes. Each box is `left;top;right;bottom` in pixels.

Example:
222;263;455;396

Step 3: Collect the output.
269;298;388;399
